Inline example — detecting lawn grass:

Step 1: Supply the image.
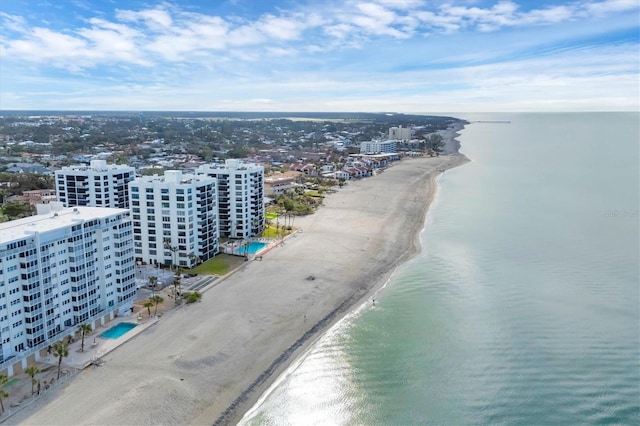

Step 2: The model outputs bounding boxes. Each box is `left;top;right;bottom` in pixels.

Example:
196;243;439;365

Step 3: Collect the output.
306;190;324;197
191;254;245;276
262;224;293;238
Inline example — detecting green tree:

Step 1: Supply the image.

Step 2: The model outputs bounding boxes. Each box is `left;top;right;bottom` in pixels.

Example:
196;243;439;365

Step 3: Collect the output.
25;366;40;395
143;300;154;316
172;272;182;306
151;295;164;316
52;341;69;380
0;374;7;414
148;275;158;298
1;201;32;220
163;239;178;271
185;291;202;304
78;323;92;352
426;133;445;154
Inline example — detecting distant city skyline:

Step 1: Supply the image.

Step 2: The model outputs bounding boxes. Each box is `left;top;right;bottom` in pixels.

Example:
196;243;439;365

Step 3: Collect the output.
1;0;638;112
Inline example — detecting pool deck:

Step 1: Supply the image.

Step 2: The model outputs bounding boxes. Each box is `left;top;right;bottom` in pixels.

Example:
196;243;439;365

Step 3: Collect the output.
221;237;278;256
39;316;160;370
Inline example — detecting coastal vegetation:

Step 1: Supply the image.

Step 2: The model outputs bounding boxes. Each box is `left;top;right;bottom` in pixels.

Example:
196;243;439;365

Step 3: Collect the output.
151;295;164;317
143;300;154;317
184;291;202;304
270;186;322;216
77;324;92;352
0;374;8;414
52;341;69;380
0;201;32;221
24;366;40;395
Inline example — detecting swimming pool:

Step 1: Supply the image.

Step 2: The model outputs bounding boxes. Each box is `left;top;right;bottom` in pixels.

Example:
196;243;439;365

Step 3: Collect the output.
99;322;137;339
234;241;268;255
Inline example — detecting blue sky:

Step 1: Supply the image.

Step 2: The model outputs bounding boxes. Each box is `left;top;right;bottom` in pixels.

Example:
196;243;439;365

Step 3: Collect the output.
1;0;638;112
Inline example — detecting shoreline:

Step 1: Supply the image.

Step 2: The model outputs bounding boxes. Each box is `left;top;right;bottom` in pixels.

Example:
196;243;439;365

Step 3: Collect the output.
238;165;452;424
11;125;469;426
231;153;468;426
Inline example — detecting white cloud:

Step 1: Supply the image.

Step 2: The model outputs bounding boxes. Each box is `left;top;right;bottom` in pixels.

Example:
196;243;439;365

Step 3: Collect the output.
115;7;173;30
583;0;640;15
0;1;638;111
255;13;309;41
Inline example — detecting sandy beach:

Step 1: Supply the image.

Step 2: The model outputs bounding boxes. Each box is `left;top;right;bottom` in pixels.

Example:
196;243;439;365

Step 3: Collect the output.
9;127;468;426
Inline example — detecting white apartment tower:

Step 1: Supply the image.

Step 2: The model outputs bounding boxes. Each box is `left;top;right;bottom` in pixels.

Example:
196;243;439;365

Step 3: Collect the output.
196;160;264;239
0;204;135;367
360;140;397;154
129;171;219;268
389;126;412;141
55;160;135;209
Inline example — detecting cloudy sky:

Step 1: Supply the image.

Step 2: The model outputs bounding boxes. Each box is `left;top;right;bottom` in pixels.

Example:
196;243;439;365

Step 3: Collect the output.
1;0;638;112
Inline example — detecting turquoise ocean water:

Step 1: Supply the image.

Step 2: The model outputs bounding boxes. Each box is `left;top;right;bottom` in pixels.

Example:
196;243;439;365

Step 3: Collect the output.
241;113;639;425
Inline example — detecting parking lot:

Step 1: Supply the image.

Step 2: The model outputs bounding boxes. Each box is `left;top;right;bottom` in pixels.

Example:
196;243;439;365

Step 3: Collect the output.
134;265;216;300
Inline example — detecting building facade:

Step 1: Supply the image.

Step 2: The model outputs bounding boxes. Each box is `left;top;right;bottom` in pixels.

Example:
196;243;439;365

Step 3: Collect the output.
389;126;412;141
55;160;135;209
129;171;218;268
360;140;397;154
0;204;135;366
196;160;264;239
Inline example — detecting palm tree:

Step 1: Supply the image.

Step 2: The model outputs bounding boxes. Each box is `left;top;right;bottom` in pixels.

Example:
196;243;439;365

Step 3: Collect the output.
163;239;178;271
0;374;8;414
52;341;69;380
78;323;92;352
0;374;9;413
187;253;202;268
151;295;164;316
143;300;154;317
172;272;181;306
169;245;178;270
25;366;40;395
148;275;158;298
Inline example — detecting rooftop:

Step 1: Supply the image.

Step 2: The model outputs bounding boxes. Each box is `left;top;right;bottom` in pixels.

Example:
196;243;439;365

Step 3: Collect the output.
0;206;129;244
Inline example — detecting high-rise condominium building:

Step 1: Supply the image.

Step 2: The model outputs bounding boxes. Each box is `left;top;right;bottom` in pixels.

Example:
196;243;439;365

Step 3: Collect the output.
0;203;135;369
196;160;264;239
389;126;412;141
360;140;398;154
55;160;135;209
129;171;218;268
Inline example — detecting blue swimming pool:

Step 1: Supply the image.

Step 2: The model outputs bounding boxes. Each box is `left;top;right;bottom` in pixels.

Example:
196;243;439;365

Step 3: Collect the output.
234;241;267;255
99;322;137;339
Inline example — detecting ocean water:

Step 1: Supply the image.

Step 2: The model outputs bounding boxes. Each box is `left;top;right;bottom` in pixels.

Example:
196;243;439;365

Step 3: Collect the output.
241;113;639;425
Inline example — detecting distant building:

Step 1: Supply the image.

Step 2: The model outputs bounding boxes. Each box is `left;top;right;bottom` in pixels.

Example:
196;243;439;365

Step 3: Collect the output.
8;189;57;206
5;162;51;175
196;160;264;239
264;176;297;196
55;160;135;209
360;140;397;154
389;126;412;141
129;171;219;268
0;204;135;374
